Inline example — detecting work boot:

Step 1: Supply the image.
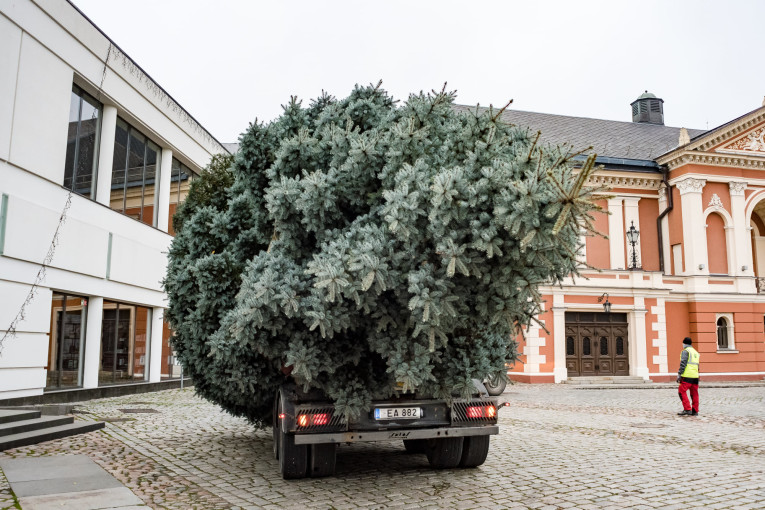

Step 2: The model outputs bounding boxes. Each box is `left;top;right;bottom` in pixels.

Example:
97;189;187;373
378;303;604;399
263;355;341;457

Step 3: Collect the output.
691;410;698;416
677;410;693;416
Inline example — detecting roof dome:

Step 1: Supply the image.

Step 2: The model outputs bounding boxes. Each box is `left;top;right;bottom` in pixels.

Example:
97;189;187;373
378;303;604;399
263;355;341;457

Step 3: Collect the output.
637;90;657;100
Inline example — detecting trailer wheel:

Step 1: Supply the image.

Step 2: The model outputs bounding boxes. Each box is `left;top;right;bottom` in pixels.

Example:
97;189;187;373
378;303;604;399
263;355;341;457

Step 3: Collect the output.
425;437;464;469
272;394;280;460
459;434;490;467
309;443;337;477
484;374;507;396
277;399;308;479
403;439;427;454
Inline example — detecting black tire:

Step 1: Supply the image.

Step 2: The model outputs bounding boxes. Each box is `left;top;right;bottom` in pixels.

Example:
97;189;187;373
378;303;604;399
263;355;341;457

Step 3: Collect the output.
309;443;337;477
277;399;308;479
484;375;507;396
272;394;280;460
403;439;427;454
459;435;490;468
425;437;464;469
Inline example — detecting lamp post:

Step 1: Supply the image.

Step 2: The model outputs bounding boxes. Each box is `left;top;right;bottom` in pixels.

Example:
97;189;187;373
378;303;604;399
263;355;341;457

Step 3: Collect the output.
626;221;640;270
598;293;611;313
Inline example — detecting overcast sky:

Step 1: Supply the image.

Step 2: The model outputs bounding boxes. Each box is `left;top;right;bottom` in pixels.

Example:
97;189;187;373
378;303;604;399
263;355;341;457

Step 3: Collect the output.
73;0;765;144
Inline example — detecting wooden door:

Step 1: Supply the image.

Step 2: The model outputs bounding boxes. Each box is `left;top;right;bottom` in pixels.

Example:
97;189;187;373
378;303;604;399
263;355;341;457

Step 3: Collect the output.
565;312;629;377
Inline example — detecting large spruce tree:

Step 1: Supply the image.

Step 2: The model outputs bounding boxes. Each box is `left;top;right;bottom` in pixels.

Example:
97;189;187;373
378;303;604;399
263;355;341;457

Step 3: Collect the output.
164;83;601;427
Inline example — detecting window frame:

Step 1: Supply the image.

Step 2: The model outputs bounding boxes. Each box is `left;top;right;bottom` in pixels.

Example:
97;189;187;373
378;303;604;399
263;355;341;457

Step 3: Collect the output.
716;313;735;352
64;84;102;199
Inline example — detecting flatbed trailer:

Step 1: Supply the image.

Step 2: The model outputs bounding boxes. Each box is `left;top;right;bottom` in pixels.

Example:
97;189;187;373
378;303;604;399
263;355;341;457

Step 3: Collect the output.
273;381;502;479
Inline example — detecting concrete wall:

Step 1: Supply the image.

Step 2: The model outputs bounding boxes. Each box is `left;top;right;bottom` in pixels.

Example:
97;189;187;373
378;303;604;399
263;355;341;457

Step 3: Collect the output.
0;0;225;398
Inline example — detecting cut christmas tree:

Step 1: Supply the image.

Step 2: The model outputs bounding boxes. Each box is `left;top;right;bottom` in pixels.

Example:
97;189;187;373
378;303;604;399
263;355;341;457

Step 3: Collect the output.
164;83;602;428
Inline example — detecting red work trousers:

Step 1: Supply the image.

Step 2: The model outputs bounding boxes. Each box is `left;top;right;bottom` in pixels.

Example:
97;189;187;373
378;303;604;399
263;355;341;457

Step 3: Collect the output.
678;380;699;412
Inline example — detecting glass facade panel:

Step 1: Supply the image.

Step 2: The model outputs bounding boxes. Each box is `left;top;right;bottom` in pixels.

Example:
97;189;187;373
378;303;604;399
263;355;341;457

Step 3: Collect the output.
99;301;151;385
168;157;195;236
110;118;161;226
161;319;181;379
46;293;88;389
63;86;101;199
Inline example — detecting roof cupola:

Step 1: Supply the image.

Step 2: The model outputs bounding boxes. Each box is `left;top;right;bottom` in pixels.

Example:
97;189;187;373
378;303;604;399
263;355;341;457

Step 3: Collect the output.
631;91;664;125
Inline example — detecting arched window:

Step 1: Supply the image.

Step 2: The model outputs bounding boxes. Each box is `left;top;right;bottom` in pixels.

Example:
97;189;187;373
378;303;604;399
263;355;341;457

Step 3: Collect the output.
716;317;728;349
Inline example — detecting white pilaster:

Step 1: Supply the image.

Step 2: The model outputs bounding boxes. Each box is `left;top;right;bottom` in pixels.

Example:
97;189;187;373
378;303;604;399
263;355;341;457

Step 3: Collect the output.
156;148;173;232
729;182;751;277
95;105;117;206
149;307;164;382
630;296;649;379
82;296;103;389
676;178;707;275
552;293;567;383
623;197;641;269
607;198;625;269
650;298;668;373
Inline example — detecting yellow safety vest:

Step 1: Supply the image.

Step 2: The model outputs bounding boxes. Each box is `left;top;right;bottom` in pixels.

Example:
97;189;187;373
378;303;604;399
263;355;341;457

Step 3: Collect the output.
681;346;700;378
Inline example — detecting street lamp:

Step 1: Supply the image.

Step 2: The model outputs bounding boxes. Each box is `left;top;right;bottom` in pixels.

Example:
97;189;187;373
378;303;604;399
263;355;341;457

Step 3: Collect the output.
626;221;640;270
598;293;611;313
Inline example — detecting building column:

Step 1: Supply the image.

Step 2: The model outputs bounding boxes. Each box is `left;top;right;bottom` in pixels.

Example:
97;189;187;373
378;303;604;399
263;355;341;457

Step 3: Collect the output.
552;293;567;383
729;182;751;276
607;198;625;269
630;296;649;379
676;177;707;275
149;307;164;382
82;296;103;388
156;149;173;233
95;105;117;207
623;197;641;269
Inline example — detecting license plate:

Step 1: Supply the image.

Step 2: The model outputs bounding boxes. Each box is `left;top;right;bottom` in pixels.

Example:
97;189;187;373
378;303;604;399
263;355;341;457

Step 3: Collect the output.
374;407;422;420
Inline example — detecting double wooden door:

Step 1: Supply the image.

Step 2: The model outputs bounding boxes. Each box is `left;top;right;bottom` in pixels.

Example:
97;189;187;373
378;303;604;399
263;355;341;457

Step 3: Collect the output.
565;312;629;377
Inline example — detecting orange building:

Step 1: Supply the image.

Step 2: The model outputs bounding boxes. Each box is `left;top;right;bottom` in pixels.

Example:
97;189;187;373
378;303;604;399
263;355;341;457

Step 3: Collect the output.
499;93;765;383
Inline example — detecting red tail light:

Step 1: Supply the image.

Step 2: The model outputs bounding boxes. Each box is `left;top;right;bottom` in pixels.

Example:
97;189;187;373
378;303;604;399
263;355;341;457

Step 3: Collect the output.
466;406;484;418
466;405;497;419
296;413;330;427
312;413;329;426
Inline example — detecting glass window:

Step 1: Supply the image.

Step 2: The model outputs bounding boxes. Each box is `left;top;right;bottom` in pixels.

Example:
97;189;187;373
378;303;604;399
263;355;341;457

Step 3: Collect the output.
64;85;101;199
161;319;182;379
99;301;151;385
717;317;729;349
46;293;88;389
168;157;196;236
110;118;161;226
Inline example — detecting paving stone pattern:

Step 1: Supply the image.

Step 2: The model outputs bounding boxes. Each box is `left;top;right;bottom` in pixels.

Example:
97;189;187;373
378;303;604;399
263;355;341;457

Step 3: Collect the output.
0;383;763;509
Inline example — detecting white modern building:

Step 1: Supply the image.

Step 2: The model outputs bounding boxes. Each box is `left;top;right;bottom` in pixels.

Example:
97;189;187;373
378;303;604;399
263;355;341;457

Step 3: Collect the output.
0;0;227;401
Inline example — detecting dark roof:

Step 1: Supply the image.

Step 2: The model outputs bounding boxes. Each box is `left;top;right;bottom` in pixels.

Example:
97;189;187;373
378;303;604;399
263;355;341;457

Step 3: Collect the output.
223;106;707;166
454;105;706;163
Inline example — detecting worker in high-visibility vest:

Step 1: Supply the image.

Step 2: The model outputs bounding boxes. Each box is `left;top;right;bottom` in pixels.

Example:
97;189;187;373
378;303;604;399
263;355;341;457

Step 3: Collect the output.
677;337;700;416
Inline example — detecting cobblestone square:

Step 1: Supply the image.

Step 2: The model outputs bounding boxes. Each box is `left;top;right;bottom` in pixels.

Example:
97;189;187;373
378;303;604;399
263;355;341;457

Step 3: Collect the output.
1;383;763;509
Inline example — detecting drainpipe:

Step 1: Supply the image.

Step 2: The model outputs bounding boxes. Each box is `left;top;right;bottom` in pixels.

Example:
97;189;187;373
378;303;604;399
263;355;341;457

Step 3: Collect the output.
656;166;672;273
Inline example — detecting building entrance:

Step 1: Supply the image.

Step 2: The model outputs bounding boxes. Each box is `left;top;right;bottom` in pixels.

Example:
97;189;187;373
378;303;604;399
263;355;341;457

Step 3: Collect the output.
565;312;629;377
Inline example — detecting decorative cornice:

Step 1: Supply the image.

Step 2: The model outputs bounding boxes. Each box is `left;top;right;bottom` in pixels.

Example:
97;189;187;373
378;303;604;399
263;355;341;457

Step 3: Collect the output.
729;181;747;196
587;175;661;190
664;152;765;171
717;126;765;155
676;177;706;195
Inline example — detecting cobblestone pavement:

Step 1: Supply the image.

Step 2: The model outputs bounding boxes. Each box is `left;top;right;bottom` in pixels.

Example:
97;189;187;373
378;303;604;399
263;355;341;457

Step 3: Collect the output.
1;383;764;509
